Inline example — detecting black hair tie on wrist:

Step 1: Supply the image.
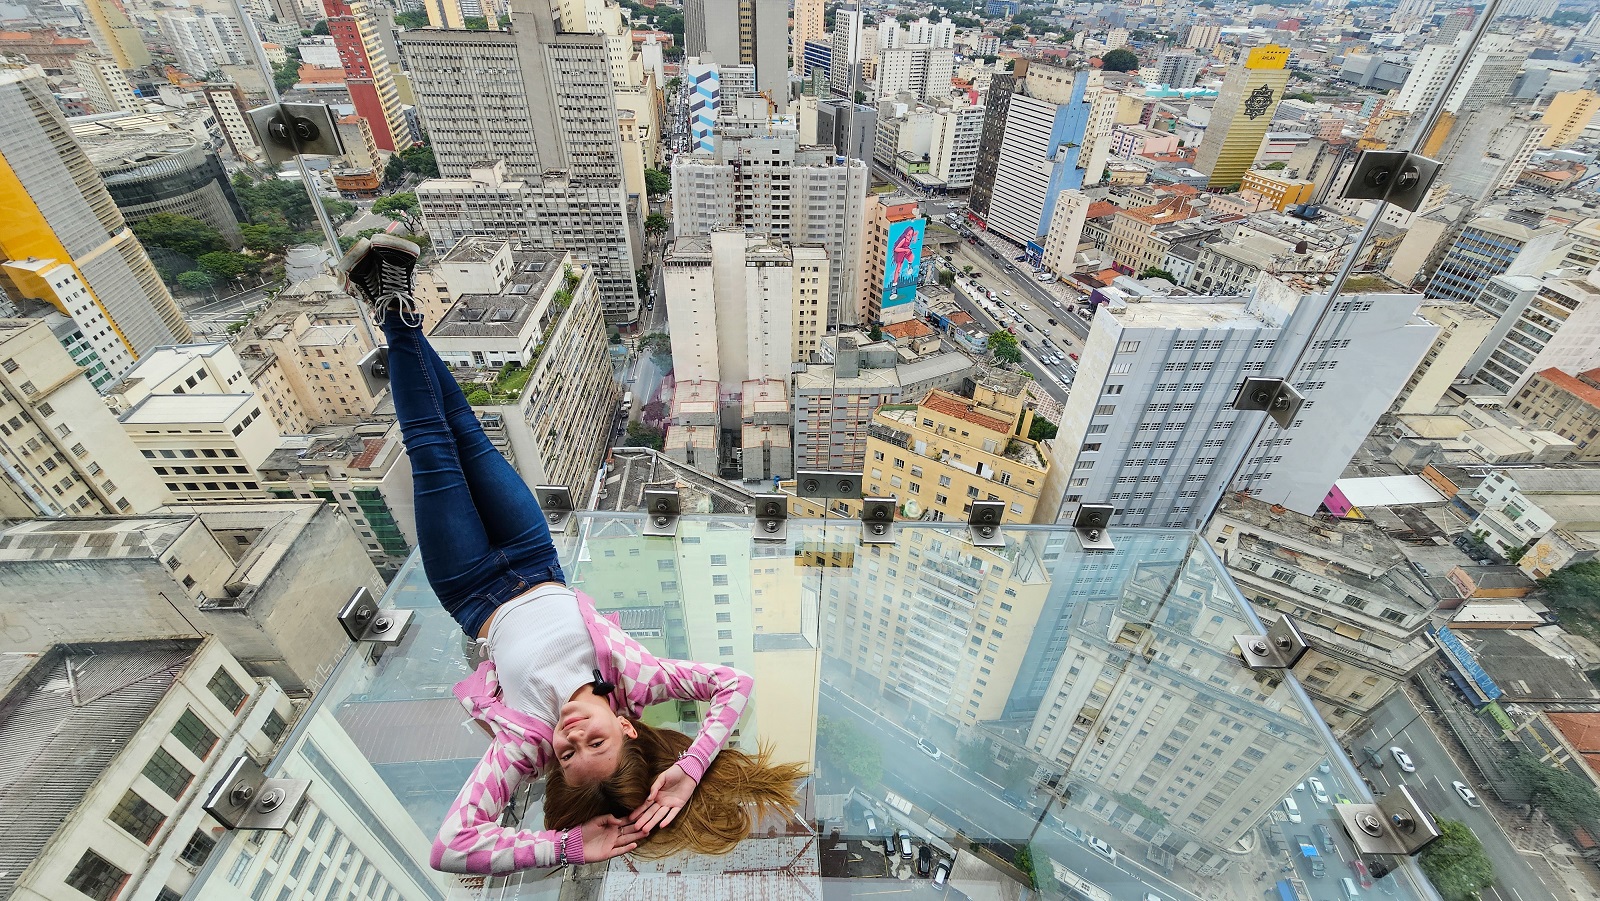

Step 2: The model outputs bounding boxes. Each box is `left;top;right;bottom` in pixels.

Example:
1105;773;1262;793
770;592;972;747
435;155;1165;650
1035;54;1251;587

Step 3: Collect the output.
591;669;615;696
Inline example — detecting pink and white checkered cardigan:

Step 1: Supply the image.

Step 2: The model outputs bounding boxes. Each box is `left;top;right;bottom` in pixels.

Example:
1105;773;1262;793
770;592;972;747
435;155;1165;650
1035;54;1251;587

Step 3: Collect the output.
430;590;753;875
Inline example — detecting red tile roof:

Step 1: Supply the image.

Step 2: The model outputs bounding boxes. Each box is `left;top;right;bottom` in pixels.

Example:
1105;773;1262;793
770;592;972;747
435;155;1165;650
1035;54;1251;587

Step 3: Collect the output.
883;319;935;340
1121;194;1198;226
947;311;975;326
1085;201;1121;220
1548;712;1600;779
1529;368;1600;410
351;436;387;470
923;392;1011;433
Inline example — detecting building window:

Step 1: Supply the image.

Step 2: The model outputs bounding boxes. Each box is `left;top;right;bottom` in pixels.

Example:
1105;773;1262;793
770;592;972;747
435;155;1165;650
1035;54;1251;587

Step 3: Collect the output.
179;830;217;867
109;789;165;843
262;709;288;743
65;850;127;901
172;709;218;759
207;668;247;712
142;747;193;798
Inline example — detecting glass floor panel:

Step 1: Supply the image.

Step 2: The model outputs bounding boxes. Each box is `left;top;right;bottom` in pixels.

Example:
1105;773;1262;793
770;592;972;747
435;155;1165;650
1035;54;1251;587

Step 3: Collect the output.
189;516;1436;901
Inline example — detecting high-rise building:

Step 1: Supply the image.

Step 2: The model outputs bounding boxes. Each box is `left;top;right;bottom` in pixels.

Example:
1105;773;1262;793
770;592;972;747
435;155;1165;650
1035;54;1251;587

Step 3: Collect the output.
422;0;467;28
70;55;140;114
906;17;956;48
1461;273;1542;377
982;64;1098;245
0;318;166;516
202;82;261;160
682;0;787;111
830;3;864;94
1182;23;1221;50
1476;272;1600;396
158;8;248;79
685;62;720;153
1507;368;1600;462
793;0;825;74
415;162;638;323
1157;51;1202;89
1041;190;1091;277
1050;278;1437;526
1388;42;1455;114
1195;45;1290;188
1424;215;1565;304
968;66;1020;219
1443;34;1526;113
671;131;868;329
876;44;955;102
1436;112;1547;202
82;0;152;68
858;193;925;324
403;0;639;322
323;0;411;152
1541;90;1600;146
0;69;192;367
1391;301;1497;414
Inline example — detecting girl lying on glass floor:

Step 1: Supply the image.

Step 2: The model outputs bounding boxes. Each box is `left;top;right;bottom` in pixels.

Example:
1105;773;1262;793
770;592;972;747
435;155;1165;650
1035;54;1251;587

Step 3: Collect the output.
337;235;805;873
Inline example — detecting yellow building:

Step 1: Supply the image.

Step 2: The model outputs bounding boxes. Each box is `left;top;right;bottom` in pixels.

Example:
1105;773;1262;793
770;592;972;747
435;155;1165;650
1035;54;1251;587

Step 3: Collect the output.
1239;169;1315;211
1541;90;1600;147
789;368;1060;526
82;0;151;68
1194;45;1290;188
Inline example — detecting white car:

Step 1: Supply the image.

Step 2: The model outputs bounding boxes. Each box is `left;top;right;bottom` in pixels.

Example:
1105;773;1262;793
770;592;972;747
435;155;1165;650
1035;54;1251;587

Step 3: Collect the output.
1391;746;1416;773
1086;836;1117;863
917;738;942;760
1309;777;1329;804
1453;780;1480;807
1002;290;1013;296
1282;797;1302;823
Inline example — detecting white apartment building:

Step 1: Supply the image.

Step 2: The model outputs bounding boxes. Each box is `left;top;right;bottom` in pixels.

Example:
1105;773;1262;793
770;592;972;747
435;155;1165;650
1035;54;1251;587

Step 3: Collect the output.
929;103;985;189
0;318;166;517
1052;278;1438;527
671;136;868;329
906;17;956;48
1042;190;1092;277
114;344;280;503
1392;35;1526;116
1389;42;1456;114
1392;301;1497;414
158;8;246;78
416;161;639;324
1;256;136;386
830;3;864;93
71;55;141;113
876;44;955;103
1468;469;1600;557
1478;271;1600;397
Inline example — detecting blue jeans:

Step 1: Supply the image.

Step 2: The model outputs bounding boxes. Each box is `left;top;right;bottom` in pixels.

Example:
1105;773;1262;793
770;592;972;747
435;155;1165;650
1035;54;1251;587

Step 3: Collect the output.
383;313;564;636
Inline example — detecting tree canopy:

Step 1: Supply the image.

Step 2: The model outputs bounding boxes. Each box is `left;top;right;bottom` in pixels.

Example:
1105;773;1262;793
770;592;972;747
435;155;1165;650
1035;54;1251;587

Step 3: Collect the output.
644;168;671;196
196;251;262;282
1505;751;1600;834
988;329;1022;364
1101;48;1141;72
132;213;227;259
372;192;421;230
818;715;882;785
1029;418;1058;441
1419;819;1495;901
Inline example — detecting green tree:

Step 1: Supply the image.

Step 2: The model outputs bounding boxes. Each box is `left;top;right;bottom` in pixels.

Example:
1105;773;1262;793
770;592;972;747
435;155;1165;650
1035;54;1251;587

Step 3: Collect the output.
817;715;883;785
1003;24;1025;38
272;56;300;92
854;90;867;103
233;174;315;230
310;19;329;35
641;399;668;423
372;192;421;230
396;145;439;178
1140;267;1179;282
644;168;671;196
868;325;884;342
988;329;1022;364
624;421;665;450
463;15;489;28
638;332;673;367
1029;418;1058;441
1540;561;1600;635
1101;48;1140;72
1419;819;1495;901
1013;846;1039;890
132;213;227;258
176;270;216;292
240;223;305;255
645;213;670;238
1505;751;1600;833
1262;161;1289;170
321;198;358;225
196;251;262;282
936;269;956;287
395;10;429;27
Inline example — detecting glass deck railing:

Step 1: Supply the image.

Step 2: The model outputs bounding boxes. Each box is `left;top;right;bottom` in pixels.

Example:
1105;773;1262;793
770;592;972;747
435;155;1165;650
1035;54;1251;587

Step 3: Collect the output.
185;515;1437;901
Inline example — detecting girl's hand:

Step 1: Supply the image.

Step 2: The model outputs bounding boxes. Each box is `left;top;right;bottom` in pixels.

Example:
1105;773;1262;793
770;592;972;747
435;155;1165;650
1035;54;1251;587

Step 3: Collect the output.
579;814;644;862
630;763;694;833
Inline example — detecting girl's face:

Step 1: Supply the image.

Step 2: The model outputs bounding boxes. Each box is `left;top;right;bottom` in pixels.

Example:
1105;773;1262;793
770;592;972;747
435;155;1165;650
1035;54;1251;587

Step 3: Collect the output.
552;690;636;785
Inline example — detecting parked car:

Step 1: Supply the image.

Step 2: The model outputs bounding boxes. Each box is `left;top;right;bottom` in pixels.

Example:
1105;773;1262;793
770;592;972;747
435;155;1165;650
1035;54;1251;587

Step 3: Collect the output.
916;844;932;876
917;738;942;759
1282;796;1303;823
933;859;951;886
1453;780;1480;807
1335;793;1353;805
1069;352;1079;361
865;812;878;833
1362;745;1385;768
1350;858;1373;888
882;831;894;857
1086;835;1117;863
1023;323;1035;332
1391;746;1415;772
898;830;913;859
1315;823;1335;852
1319;759;1332;774
1309;777;1330;804
1047;317;1058;325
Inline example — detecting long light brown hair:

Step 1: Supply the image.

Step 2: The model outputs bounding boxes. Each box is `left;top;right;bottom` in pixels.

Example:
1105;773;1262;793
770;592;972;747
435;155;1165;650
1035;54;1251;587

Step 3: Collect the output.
544;719;806;857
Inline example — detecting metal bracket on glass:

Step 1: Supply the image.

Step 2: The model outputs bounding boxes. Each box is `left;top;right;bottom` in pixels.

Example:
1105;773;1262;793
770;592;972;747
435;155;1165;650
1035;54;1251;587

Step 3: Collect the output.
1338;150;1442;213
752;493;788;541
535;485;574;531
795;470;863;499
246;101;346;166
202;755;310;831
968;499;1005;548
336;586;412;645
1336;786;1442;857
860;497;896;544
357;346;388;398
1232;377;1305;430
1234;614;1309;669
642;486;681;537
1072;503;1114;550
